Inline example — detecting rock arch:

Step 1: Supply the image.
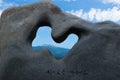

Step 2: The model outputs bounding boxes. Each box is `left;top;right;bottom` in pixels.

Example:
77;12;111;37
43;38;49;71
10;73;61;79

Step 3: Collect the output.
0;1;120;80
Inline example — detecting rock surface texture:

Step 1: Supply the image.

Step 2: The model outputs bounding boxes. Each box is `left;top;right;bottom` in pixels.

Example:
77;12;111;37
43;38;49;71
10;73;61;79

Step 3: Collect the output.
0;1;120;80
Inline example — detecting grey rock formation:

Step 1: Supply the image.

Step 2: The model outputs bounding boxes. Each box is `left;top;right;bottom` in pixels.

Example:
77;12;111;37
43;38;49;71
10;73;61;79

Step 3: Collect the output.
0;1;120;80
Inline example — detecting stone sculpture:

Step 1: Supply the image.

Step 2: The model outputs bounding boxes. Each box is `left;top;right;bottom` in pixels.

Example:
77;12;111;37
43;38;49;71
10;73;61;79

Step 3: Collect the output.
0;1;120;80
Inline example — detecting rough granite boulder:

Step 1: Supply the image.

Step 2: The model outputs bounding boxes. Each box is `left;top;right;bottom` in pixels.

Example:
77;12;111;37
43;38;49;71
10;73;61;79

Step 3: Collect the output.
0;1;120;80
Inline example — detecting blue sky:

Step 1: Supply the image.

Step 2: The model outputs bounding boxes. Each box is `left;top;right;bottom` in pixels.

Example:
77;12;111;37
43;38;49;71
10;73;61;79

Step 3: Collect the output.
0;0;120;49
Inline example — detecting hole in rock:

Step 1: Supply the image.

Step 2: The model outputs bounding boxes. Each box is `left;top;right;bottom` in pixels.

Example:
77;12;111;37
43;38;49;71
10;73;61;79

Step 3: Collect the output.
32;26;78;59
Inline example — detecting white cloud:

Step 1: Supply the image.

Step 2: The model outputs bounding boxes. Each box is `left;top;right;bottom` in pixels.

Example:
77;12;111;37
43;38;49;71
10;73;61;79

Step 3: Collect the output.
0;10;2;13
67;6;120;23
0;0;3;3
102;0;120;5
0;10;2;16
0;0;15;9
0;10;3;18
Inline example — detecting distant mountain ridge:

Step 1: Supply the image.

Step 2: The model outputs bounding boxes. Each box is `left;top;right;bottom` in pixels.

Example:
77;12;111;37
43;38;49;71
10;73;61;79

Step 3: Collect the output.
32;45;70;59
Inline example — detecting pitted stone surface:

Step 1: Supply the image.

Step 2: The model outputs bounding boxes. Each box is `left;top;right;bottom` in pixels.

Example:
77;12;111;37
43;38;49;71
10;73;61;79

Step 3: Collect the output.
0;1;120;80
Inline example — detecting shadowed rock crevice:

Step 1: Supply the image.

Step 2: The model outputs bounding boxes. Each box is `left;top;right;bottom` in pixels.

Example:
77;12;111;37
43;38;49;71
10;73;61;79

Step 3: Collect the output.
0;1;120;80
